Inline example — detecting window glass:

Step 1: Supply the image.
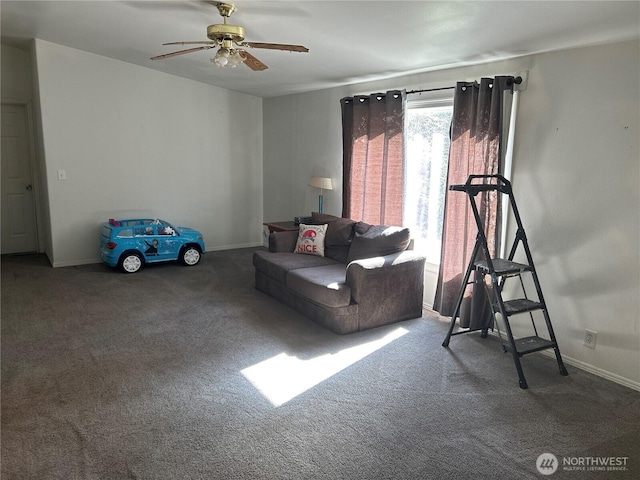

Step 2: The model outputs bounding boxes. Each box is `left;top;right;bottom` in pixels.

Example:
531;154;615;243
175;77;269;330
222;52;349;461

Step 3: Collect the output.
116;228;133;238
404;103;452;265
134;226;154;236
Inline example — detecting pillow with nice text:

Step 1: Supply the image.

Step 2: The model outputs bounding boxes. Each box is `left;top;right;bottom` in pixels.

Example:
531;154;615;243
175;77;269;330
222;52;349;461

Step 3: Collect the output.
294;224;328;257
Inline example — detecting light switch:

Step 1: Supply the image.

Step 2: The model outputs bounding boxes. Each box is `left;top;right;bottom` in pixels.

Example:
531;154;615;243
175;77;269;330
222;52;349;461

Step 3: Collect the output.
57;169;66;181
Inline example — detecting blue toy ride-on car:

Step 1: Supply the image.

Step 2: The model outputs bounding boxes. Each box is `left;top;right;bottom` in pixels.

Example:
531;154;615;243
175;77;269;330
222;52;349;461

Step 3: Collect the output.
100;218;205;273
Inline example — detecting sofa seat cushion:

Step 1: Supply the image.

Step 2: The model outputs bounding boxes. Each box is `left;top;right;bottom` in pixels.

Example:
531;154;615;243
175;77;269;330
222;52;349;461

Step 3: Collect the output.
253;251;338;284
286;264;351;308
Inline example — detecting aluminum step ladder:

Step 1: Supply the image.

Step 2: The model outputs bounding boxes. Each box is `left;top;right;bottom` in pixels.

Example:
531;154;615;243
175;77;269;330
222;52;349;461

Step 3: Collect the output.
442;174;568;389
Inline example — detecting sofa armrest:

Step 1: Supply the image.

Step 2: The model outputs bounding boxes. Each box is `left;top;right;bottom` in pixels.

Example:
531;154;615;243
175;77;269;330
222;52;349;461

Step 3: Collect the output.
345;250;426;328
269;230;298;252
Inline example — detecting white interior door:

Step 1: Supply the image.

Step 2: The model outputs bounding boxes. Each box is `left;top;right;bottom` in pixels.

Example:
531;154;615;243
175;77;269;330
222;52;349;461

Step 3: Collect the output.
1;104;38;254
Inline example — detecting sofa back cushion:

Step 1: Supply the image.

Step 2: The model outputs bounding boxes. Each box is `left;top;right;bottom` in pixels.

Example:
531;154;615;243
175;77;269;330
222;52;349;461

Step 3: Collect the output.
311;212;356;263
347;225;411;263
354;221;373;235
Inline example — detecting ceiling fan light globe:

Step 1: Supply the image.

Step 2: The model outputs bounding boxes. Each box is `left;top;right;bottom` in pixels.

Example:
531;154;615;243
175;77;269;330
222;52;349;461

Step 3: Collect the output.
227;51;244;67
213;47;232;67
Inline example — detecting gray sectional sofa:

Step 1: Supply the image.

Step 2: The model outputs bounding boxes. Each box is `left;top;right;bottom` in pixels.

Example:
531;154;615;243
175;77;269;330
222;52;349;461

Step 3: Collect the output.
253;212;426;334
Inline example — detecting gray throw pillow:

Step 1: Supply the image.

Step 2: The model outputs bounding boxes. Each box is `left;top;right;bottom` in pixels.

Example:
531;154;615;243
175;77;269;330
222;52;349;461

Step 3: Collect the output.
347;225;411;263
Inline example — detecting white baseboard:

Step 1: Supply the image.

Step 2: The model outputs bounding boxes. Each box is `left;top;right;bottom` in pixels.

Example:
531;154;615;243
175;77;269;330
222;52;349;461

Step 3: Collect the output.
431;311;640;392
206;242;264;251
51;242;265;268
52;258;100;268
482;329;640;392
538;349;640;392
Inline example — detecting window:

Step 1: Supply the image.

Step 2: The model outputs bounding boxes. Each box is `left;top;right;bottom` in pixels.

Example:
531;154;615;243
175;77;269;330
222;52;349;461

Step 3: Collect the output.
403;100;453;265
116;228;133;238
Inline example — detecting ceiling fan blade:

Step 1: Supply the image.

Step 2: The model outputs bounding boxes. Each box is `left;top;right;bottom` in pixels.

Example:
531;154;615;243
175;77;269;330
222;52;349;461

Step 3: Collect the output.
163;41;217;46
242;42;309;53
150;45;214;61
239;51;268;71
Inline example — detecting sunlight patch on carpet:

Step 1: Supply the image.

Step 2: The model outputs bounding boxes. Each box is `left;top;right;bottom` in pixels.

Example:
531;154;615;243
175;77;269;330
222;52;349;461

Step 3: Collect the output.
241;327;408;407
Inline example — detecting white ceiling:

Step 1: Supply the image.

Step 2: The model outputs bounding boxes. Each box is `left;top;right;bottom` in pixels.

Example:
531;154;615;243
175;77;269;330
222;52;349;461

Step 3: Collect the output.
2;0;639;98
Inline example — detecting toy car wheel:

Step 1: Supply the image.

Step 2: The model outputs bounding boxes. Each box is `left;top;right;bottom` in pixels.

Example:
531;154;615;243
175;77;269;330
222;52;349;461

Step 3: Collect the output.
119;252;143;273
180;246;201;266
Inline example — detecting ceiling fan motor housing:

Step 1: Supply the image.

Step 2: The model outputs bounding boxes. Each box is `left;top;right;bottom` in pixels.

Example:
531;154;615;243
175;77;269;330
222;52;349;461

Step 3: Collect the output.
207;24;245;43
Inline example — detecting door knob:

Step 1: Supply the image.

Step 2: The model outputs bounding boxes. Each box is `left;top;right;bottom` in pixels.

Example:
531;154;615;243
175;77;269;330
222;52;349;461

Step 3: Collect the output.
26;185;33;190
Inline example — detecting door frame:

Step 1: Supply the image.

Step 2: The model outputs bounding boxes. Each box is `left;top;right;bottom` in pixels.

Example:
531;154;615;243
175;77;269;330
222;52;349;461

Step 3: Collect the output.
1;99;45;254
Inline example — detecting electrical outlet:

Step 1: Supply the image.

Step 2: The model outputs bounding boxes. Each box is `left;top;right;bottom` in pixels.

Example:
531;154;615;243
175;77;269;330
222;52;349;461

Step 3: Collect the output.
584;329;597;349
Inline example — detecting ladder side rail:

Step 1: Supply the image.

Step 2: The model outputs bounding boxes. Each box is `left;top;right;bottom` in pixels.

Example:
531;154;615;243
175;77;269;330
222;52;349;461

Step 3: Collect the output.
488;270;530;389
504;184;528;263
503;188;547;343
534;284;569;377
516;273;540;337
506;233;524;263
520;240;569;377
528;266;561;344
510;213;546;312
503;181;568;378
509;186;532;258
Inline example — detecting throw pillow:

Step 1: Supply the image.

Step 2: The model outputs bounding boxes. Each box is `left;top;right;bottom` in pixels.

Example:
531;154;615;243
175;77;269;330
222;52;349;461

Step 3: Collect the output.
294;224;328;257
347;225;411;263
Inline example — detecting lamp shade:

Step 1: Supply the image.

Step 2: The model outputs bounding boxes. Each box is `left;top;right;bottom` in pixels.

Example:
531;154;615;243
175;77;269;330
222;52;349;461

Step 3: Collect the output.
308;176;333;190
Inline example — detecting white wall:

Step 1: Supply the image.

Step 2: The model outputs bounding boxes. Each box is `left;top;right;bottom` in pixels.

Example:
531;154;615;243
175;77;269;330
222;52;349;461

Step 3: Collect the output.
510;40;639;388
1;44;33;101
263;40;640;389
263;89;342;222
30;39;263;266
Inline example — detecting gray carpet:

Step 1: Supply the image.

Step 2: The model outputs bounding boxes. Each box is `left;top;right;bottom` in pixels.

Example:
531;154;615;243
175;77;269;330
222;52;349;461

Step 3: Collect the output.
2;248;639;479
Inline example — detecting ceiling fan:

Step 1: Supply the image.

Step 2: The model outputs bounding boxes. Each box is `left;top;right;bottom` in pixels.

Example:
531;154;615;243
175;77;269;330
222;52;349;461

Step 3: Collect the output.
150;2;309;71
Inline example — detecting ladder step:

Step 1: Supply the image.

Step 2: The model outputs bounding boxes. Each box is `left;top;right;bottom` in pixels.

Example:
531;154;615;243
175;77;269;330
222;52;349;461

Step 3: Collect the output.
504;336;556;355
503;299;544;315
475;258;532;276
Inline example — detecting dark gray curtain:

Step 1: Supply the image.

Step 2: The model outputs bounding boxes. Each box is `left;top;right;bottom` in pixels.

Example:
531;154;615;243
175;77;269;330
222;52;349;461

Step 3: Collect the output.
433;77;515;329
341;90;406;225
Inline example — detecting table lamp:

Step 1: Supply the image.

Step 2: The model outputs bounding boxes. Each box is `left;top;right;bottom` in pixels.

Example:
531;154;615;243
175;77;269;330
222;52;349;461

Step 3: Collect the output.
308;176;333;213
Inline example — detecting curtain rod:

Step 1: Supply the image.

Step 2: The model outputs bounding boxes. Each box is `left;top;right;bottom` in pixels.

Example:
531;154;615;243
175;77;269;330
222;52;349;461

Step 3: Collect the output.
407;76;522;95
